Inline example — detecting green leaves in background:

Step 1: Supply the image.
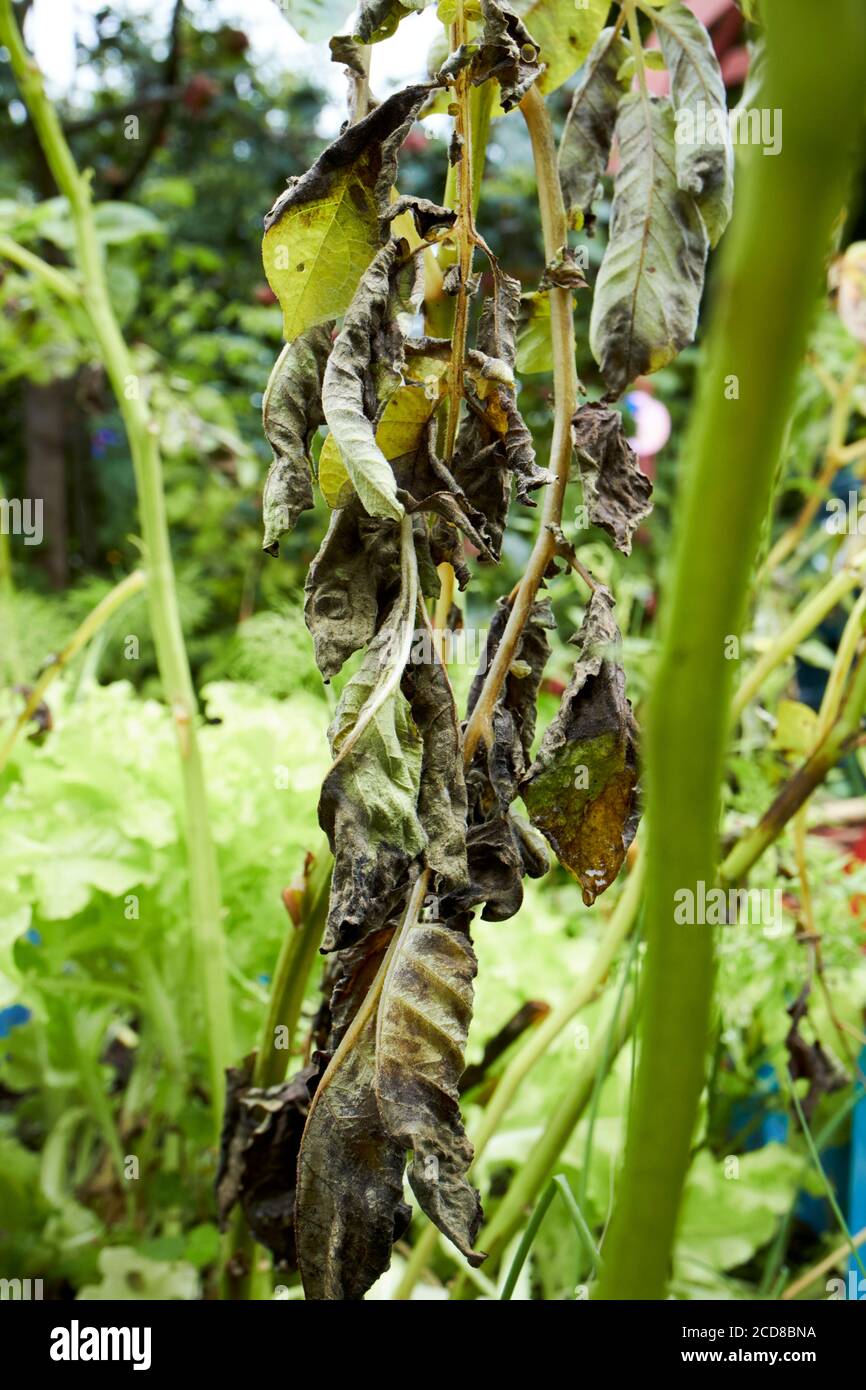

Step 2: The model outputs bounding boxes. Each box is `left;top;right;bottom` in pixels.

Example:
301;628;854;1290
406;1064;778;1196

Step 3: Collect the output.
272;0;355;42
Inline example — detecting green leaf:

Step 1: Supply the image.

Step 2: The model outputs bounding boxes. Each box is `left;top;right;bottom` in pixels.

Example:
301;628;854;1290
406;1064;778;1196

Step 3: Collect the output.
589;93;709;396
516;290;553;374
262;83;434;343
261;323;333;554
521;587;640;905
558;27;631;227
512;0;609;95
650;0;734;246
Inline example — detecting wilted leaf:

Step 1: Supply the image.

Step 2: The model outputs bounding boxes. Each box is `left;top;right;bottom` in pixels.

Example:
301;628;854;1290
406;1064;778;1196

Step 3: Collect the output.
589;93;708;396
473;0;542;111
651;0;733;247
521;586;640;905
261;324;333;554
558;27;630;228
571;401;653;555
304;500;400;679
262;83;433;342
295;893;483;1300
355;0;430;43
403;642;469;890
216;1056;316;1266
322;239;418;520
318;534;424;952
513;0;609;95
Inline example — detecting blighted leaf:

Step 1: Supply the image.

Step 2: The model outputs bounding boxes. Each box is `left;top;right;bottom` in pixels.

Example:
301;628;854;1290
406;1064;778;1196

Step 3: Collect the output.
382;195;457;241
318;542;423;952
295;1003;411;1299
296;891;483;1300
651;0;733;247
589;94;709;396
262;83;433;342
521;586;640;905
376;917;482;1262
261;324;333;554
322;240;422;521
304;501;400;679
512;0;609;96
216;1056;316;1266
558;27;630;228
442;598;553;921
571;401;653;555
355;0;430;43
402;642;469;891
472;0;542;111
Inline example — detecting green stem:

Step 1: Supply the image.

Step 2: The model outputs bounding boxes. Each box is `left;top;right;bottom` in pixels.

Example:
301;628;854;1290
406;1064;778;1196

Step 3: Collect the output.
0;0;235;1128
597;0;866;1300
254;844;331;1090
0;232;81;300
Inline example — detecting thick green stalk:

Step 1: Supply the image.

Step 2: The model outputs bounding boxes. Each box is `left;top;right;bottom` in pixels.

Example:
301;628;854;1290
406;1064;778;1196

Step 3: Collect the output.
597;0;866;1300
0;0;235;1125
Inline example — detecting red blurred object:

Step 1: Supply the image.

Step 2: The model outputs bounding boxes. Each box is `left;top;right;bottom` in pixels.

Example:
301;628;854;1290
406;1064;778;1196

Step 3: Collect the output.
182;73;221;113
254;284;278;305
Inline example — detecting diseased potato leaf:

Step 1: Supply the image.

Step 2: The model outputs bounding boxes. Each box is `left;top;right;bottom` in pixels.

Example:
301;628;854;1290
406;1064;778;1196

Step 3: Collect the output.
558;27;630;228
295;1003;411;1300
216;1056;316;1267
402;643;469;891
473;0;542;111
572;401;653;555
355;0;430;43
318;535;424;952
376;917;482;1262
512;0;609;96
262;83;433;342
589;93;709;397
304;500;400;680
322;239;421;521
521;586;640;905
261;323;333;555
651;0;733;247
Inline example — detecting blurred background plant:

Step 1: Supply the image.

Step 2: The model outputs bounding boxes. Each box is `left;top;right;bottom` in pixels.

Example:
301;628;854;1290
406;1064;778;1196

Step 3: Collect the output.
1;0;866;1302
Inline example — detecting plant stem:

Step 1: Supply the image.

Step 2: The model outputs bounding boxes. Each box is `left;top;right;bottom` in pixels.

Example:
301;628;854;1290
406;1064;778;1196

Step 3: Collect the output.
597;0;866;1300
0;233;81;301
731;549;866;719
0;568;146;773
443;0;475;463
0;0;236;1129
254;844;331;1090
463;82;578;764
781;1225;866;1301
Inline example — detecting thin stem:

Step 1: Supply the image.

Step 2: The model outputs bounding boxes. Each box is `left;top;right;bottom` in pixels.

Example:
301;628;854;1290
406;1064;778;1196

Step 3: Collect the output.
463;83;578;765
0;568;146;773
787;1073;866;1279
781;1225;866;1301
0;233;81;301
0;0;236;1127
443;0;475;462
